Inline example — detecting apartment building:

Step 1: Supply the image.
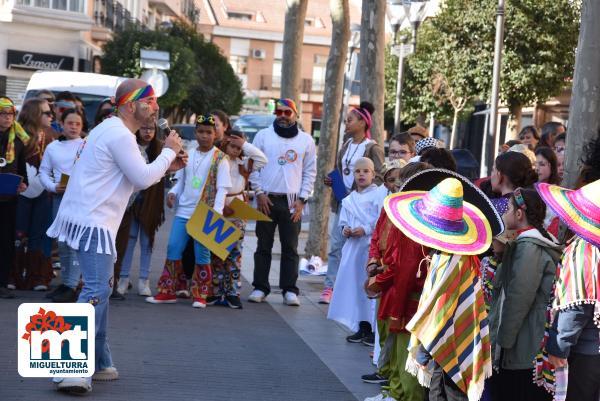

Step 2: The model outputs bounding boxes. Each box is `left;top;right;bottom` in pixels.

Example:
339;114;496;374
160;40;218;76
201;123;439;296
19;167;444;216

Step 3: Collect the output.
0;0;194;102
196;0;362;133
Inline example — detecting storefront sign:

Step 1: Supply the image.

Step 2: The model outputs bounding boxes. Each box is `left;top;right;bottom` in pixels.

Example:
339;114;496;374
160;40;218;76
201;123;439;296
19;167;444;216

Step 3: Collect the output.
7;50;74;71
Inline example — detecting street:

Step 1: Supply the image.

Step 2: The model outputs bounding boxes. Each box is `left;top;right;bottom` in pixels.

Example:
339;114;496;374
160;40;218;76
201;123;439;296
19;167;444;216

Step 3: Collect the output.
0;207;376;401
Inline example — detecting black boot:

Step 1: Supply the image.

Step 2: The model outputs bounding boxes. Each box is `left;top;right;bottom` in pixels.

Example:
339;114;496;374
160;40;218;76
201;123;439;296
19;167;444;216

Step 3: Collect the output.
46;284;70;299
52;287;78;303
346;321;372;343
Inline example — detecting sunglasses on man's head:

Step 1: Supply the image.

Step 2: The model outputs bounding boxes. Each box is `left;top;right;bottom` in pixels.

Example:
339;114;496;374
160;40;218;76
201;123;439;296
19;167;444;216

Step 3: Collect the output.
197;115;215;125
274;109;293;117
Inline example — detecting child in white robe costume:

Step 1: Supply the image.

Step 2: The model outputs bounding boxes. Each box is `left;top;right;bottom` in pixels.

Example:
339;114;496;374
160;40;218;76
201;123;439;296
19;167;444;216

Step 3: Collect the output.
328;157;386;339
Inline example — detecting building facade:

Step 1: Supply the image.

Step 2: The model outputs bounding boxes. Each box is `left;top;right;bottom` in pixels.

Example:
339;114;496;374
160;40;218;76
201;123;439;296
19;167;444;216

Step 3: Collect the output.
196;0;362;134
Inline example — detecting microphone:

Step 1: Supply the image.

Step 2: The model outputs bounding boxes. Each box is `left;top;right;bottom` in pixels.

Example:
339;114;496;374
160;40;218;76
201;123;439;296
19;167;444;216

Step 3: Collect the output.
158;118;170;136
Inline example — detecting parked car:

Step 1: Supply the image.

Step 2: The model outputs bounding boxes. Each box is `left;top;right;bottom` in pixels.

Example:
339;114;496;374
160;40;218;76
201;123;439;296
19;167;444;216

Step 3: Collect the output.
172;124;197;150
232;114;275;143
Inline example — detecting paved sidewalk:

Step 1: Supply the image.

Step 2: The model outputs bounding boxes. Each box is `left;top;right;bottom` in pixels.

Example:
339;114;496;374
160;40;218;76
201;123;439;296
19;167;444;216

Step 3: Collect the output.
0;209;377;401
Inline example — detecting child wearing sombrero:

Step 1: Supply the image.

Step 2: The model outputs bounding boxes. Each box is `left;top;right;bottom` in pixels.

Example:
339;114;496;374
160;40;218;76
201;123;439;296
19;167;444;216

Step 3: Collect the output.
328;157;386;344
384;175;504;401
533;179;600;401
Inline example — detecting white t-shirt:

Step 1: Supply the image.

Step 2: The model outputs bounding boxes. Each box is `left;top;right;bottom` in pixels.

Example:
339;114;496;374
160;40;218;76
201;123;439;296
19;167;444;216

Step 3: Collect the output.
169;147;231;218
341;140;370;191
39;138;84;193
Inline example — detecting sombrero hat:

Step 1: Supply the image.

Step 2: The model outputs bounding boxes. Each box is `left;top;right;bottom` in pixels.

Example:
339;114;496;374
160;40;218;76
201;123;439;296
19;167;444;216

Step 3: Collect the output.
384;175;496;255
535;179;600;247
398;169;504;237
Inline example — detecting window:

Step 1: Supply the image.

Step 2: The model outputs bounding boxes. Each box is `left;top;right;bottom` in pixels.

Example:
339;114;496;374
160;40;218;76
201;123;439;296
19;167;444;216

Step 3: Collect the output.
312;54;327;92
229;55;248;75
227;12;252;21
17;0;83;12
272;60;282;88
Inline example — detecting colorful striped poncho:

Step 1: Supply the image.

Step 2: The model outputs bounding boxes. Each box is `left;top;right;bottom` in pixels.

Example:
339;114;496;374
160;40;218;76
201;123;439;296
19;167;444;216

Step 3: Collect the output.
406;252;492;401
534;237;600;399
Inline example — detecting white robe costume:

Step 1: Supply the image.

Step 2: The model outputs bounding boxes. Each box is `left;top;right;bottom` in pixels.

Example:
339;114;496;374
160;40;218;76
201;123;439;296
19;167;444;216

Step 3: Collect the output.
327;184;386;332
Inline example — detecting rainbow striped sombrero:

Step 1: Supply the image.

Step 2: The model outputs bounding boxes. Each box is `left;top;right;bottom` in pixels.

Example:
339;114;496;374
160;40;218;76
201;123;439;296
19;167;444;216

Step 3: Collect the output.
384;177;493;255
535;179;600;247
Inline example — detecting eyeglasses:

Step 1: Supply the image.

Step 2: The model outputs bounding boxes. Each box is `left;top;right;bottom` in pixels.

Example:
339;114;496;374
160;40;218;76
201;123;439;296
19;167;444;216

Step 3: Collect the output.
274;109;293;117
140;126;156;132
42;111;53;117
197;115;215;125
0;111;15;118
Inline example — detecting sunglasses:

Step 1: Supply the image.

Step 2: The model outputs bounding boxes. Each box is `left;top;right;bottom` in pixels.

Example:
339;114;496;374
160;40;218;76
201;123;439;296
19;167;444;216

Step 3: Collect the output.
197;115;215;125
42;111;53;117
274;109;293;117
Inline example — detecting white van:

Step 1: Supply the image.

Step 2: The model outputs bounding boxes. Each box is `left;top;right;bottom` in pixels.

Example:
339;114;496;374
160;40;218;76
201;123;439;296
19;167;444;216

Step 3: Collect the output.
23;71;128;126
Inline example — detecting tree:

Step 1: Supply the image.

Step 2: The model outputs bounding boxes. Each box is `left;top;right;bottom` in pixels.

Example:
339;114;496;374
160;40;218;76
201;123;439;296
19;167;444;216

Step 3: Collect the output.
359;0;386;144
281;0;308;104
305;0;350;259
101;23;243;120
385;0;580;136
432;73;467;149
562;0;600;190
101;28;197;111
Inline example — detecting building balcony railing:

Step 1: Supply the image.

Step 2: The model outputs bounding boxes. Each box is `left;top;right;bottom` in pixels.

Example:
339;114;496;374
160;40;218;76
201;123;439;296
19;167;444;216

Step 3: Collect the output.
260;75;281;91
94;0;139;31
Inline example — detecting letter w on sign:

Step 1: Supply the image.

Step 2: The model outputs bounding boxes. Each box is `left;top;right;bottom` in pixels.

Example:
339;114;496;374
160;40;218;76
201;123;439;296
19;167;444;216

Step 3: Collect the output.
186;202;242;260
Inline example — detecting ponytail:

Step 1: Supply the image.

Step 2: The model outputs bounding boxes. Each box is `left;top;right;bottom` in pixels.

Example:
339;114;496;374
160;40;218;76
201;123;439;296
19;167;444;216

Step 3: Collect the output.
511;188;554;242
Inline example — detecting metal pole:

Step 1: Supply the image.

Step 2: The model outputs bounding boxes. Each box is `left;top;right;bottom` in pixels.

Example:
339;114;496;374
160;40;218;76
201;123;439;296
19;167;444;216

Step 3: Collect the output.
489;0;505;159
393;42;405;134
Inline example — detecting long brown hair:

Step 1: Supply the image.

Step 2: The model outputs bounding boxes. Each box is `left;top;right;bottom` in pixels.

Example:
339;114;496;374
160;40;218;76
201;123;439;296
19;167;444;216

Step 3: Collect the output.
220;131;252;180
135;122;162;162
18;98;48;158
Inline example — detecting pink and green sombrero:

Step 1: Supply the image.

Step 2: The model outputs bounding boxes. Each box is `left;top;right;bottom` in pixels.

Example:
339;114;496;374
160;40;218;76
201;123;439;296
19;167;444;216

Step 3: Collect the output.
384;177;493;255
535;179;600;247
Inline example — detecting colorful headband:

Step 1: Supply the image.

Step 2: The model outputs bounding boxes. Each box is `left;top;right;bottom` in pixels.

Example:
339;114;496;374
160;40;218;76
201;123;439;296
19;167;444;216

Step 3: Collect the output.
0;97;16;111
513;188;527;210
276;98;298;115
116;85;155;107
351;107;372;139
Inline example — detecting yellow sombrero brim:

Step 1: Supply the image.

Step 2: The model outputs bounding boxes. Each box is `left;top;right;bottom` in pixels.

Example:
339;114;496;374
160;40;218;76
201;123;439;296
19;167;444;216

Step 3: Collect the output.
384;190;493;255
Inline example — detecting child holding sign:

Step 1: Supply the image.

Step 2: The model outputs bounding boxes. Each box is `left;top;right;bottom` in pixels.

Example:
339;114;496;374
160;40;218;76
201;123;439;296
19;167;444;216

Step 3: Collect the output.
211;130;267;309
146;115;231;308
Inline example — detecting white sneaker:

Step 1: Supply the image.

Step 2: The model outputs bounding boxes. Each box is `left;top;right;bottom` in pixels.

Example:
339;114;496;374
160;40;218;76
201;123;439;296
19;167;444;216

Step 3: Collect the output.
33;284;48;291
92;366;119;381
116;277;129;295
364;393;395;401
248;289;266;303
138;279;151;296
283;292;300;306
7;284;16;290
56;377;92;394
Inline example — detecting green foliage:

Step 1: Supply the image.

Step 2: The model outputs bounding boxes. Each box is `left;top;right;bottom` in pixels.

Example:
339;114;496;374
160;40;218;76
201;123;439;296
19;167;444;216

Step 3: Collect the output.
385;0;580;125
101;22;243;118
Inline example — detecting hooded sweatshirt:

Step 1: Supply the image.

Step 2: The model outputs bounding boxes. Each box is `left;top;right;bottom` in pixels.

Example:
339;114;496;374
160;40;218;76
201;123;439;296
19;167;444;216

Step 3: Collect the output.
489;228;563;370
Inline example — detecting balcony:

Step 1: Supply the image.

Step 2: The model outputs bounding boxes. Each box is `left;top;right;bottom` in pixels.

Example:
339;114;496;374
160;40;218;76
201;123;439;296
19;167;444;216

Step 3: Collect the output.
260;75;281;91
302;78;325;94
148;0;178;17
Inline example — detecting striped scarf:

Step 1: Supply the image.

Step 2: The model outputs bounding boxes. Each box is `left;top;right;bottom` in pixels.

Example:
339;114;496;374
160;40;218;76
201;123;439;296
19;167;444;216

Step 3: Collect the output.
2;121;30;164
534;238;600;397
406;252;492;401
200;148;227;207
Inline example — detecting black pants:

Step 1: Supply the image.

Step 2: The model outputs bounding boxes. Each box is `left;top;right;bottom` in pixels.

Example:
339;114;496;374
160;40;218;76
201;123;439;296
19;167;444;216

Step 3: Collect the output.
488;366;551;401
252;195;301;295
567;353;600;401
428;362;468;401
0;199;17;287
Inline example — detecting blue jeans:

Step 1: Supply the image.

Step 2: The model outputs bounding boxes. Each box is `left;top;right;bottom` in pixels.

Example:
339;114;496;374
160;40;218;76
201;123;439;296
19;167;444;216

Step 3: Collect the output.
120;217;152;280
16;192;52;255
324;207;346;288
167;216;210;264
76;229;114;373
53;195;80;289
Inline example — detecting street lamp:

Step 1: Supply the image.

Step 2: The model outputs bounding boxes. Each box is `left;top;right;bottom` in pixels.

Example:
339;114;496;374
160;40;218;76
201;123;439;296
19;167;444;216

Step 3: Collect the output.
388;0;428;134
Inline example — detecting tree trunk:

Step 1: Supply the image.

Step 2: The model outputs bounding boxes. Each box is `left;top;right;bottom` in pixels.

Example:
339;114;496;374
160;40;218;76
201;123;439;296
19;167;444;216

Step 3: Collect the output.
305;0;350;259
562;0;600;190
280;0;308;105
359;0;386;145
449;108;459;150
507;103;522;140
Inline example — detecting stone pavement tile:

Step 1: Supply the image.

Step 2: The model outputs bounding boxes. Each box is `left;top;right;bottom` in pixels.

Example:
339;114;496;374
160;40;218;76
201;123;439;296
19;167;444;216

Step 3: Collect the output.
0;288;358;401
